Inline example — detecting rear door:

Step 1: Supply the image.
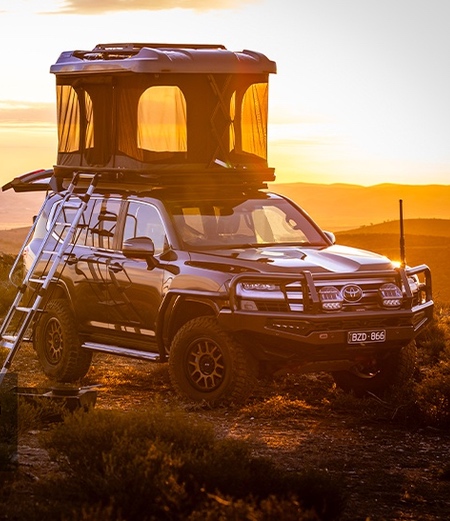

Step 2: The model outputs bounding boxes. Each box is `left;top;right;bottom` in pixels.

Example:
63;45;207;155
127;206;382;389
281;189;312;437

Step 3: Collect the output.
104;200;169;346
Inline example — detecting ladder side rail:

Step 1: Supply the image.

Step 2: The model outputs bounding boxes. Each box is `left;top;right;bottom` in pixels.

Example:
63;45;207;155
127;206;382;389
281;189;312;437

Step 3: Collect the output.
0;196;80;340
0;192;78;340
8;197;51;287
2;173;96;330
1;175;96;338
0;295;42;380
33;175;99;291
18;171;95;286
0;285;39;338
21;191;81;287
0;173;98;385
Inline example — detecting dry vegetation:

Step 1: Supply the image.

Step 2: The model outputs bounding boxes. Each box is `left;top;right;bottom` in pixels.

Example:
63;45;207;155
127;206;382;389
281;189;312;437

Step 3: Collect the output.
1;331;450;520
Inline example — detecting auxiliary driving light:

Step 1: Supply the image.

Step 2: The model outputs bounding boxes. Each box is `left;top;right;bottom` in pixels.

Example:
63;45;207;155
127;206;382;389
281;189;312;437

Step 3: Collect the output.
379;283;403;308
319;286;343;311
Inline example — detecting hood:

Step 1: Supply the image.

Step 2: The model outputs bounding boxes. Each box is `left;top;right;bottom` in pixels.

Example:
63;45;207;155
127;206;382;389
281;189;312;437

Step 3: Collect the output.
188;244;394;274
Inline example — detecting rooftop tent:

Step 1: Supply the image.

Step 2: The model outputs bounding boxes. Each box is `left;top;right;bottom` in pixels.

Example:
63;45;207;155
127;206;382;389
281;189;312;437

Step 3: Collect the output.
50;43;277;185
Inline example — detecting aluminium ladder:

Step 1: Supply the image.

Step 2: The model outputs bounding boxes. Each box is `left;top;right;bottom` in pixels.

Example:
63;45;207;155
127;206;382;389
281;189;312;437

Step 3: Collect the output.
0;172;98;385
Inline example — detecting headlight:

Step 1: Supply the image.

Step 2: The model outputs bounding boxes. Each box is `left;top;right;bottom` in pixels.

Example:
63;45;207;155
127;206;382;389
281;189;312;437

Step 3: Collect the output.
237;281;285;310
319;286;343;311
379;283;403;308
237;282;283;299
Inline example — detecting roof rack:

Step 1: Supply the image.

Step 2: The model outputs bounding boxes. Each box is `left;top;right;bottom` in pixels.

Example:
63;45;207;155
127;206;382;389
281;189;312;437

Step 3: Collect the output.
2;165;275;194
53;166;274;193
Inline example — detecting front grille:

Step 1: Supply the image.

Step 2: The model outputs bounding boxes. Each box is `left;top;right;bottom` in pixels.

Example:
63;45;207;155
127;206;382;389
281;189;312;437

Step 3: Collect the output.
237;276;404;314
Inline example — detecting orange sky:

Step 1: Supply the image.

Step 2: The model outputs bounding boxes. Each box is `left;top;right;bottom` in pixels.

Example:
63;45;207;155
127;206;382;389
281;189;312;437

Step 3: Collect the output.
0;0;449;187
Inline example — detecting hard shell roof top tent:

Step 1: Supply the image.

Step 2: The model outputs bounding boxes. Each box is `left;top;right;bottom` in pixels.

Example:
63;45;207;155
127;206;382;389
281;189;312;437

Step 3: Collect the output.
50;43;277;188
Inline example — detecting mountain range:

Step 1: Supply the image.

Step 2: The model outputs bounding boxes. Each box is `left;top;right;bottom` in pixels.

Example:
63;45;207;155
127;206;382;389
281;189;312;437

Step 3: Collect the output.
0;181;449;232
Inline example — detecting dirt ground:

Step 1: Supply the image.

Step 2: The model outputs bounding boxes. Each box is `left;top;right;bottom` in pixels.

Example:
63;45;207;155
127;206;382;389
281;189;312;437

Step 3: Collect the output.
2;343;450;521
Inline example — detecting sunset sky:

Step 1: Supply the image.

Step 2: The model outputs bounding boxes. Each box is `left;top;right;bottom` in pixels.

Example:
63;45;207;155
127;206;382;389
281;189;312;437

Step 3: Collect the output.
0;0;449;187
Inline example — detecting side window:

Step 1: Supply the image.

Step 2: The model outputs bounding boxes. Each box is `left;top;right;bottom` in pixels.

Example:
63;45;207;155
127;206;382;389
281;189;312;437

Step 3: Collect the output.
86;198;121;249
137;86;187;152
51;196;121;250
56;85;80;153
123;202;167;256
56;85;94;153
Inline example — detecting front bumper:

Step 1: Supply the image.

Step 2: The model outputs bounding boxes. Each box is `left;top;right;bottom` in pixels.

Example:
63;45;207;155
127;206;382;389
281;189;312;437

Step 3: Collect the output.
219;301;433;347
218;266;434;359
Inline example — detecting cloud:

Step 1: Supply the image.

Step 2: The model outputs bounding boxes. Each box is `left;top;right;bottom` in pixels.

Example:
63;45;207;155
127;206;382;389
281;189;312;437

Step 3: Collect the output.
0;101;55;128
53;0;257;15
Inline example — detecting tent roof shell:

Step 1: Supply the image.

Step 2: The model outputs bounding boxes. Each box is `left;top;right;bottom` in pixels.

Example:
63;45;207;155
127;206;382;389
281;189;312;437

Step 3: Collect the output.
50;43;277;76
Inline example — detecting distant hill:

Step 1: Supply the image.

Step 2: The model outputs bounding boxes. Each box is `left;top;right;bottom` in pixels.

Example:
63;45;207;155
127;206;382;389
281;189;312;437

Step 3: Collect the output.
0;227;29;254
0;189;44;230
336;219;450;304
269;182;450;231
337;218;450;237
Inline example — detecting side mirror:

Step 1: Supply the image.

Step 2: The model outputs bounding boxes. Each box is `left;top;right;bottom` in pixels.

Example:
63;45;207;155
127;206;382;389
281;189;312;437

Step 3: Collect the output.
323;231;336;245
123;236;156;268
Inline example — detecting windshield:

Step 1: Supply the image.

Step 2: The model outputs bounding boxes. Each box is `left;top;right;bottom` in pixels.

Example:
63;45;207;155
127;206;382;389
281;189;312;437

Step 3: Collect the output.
168;195;327;249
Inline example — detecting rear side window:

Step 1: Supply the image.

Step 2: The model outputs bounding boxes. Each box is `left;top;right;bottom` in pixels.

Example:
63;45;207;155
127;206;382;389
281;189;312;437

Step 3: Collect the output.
50;196;121;250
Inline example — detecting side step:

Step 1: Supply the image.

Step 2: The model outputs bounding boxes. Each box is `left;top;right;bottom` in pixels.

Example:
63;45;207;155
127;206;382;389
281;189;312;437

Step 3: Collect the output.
82;342;161;362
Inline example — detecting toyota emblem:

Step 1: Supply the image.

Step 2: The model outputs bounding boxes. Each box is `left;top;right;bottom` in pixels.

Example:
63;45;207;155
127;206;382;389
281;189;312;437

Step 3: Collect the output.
341;284;363;302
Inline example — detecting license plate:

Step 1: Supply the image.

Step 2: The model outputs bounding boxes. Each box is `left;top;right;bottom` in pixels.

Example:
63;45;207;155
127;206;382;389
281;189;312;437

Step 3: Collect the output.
347;329;386;344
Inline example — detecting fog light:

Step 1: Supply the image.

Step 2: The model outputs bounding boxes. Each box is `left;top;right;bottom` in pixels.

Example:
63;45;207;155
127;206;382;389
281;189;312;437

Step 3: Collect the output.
379;283;403;308
240;300;258;311
319;286;343;311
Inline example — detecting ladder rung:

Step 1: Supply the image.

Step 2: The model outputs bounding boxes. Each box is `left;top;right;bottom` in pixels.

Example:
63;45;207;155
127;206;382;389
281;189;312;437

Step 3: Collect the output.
1;336;18;349
16;306;33;313
2;335;18;342
28;277;46;284
42;250;59;255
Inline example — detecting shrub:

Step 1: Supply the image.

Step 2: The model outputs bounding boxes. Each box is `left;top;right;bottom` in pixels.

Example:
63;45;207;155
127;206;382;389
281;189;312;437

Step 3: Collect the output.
414;361;450;428
42;404;345;521
416;312;449;365
0;383;18;470
405;304;450;428
0;253;17;318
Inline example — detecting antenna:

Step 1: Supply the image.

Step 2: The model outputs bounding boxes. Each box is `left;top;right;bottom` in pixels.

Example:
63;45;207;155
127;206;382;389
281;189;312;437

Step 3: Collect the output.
399;199;406;267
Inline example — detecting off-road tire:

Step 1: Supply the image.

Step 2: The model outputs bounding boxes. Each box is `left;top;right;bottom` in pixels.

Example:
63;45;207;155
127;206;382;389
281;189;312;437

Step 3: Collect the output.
332;341;417;397
34;298;92;382
168;317;257;407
